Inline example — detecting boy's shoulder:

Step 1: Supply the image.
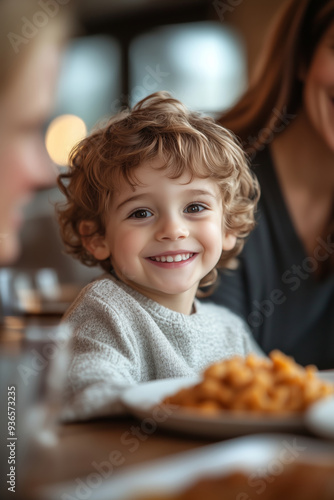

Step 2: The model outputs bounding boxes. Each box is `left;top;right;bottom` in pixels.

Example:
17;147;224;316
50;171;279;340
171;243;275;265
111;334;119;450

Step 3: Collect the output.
199;300;248;328
83;273;123;295
66;274;131;313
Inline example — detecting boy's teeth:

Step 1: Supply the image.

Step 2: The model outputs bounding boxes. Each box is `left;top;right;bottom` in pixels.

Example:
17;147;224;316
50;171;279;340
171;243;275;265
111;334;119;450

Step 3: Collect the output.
151;253;193;262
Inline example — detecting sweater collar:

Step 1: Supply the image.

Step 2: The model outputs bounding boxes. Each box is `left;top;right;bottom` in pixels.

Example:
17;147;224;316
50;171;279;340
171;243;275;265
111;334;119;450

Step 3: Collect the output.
106;272;201;318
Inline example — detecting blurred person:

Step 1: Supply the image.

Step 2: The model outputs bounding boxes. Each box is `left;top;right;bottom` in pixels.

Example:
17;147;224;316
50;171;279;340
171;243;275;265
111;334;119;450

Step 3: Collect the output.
0;3;72;498
0;0;72;264
209;0;334;369
56;92;262;421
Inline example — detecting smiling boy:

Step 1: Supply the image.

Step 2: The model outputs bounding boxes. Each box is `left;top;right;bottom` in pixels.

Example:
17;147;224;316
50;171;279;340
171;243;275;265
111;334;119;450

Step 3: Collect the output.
81;158;235;315
57;92;262;421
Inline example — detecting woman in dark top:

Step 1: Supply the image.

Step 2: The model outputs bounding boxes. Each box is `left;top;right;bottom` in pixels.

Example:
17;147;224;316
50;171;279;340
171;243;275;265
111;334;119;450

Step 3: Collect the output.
209;0;334;369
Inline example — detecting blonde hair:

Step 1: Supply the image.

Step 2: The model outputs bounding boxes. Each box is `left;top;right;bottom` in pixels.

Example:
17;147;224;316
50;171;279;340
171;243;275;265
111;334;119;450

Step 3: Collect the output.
218;0;334;157
57;92;259;294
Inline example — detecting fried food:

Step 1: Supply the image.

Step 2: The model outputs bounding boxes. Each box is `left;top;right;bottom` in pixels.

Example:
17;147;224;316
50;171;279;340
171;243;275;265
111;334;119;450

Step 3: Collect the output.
162;350;334;414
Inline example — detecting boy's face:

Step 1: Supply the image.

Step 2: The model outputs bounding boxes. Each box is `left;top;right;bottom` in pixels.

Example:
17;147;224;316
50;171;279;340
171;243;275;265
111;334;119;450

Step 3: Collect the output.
84;157;236;313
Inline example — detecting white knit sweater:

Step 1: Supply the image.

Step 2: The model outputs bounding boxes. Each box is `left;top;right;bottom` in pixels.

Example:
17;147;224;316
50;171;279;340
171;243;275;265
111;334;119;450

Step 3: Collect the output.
62;274;263;421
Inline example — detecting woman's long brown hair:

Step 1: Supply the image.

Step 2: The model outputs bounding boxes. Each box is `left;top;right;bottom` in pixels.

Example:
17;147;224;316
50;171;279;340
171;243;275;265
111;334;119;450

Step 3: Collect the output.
217;0;334;157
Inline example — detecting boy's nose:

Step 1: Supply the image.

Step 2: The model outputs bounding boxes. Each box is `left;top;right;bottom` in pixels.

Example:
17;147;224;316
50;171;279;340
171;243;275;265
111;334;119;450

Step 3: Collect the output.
155;216;189;241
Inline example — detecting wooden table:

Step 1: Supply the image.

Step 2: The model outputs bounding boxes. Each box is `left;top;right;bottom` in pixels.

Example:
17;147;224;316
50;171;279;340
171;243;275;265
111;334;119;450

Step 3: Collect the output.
0;319;217;499
23;415;217;499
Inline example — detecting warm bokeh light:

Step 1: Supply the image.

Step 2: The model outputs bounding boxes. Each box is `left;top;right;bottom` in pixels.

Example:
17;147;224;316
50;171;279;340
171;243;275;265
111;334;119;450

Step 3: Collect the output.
45;114;87;166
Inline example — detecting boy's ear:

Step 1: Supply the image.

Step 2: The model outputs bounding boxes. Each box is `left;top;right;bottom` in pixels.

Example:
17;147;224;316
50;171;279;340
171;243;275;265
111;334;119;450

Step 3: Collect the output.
222;232;237;251
79;221;110;261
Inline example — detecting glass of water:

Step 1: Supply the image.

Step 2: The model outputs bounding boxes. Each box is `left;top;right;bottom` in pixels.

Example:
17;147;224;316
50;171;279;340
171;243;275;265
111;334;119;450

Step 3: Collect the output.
0;321;72;498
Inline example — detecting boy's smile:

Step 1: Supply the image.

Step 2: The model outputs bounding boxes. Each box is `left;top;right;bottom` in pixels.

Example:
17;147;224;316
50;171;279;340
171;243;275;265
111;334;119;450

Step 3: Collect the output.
84;157;236;314
147;251;196;266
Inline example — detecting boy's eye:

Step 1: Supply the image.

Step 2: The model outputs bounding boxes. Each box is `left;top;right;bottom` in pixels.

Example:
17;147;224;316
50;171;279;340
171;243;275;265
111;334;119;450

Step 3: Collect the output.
184;204;206;214
129;209;153;219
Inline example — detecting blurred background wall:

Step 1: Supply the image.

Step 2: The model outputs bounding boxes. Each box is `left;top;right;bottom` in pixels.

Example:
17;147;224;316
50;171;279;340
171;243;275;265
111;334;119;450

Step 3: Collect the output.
7;0;283;296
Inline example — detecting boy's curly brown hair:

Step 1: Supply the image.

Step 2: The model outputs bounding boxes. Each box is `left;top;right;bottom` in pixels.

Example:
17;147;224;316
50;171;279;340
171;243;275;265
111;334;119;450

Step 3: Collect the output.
56;91;260;294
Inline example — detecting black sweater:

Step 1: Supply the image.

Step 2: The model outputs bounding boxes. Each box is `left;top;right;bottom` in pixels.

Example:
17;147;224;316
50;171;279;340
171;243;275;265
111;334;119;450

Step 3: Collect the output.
206;147;334;369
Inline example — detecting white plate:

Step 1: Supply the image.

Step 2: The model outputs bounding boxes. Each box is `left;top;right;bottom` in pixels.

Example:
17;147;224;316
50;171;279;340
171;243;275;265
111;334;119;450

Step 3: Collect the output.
318;370;334;384
312;370;334;437
121;371;334;439
121;377;304;437
39;434;334;500
306;396;334;439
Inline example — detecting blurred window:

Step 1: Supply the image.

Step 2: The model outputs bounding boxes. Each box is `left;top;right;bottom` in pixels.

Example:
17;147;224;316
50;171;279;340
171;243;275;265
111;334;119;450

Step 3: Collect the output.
54;35;121;129
129;22;247;115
